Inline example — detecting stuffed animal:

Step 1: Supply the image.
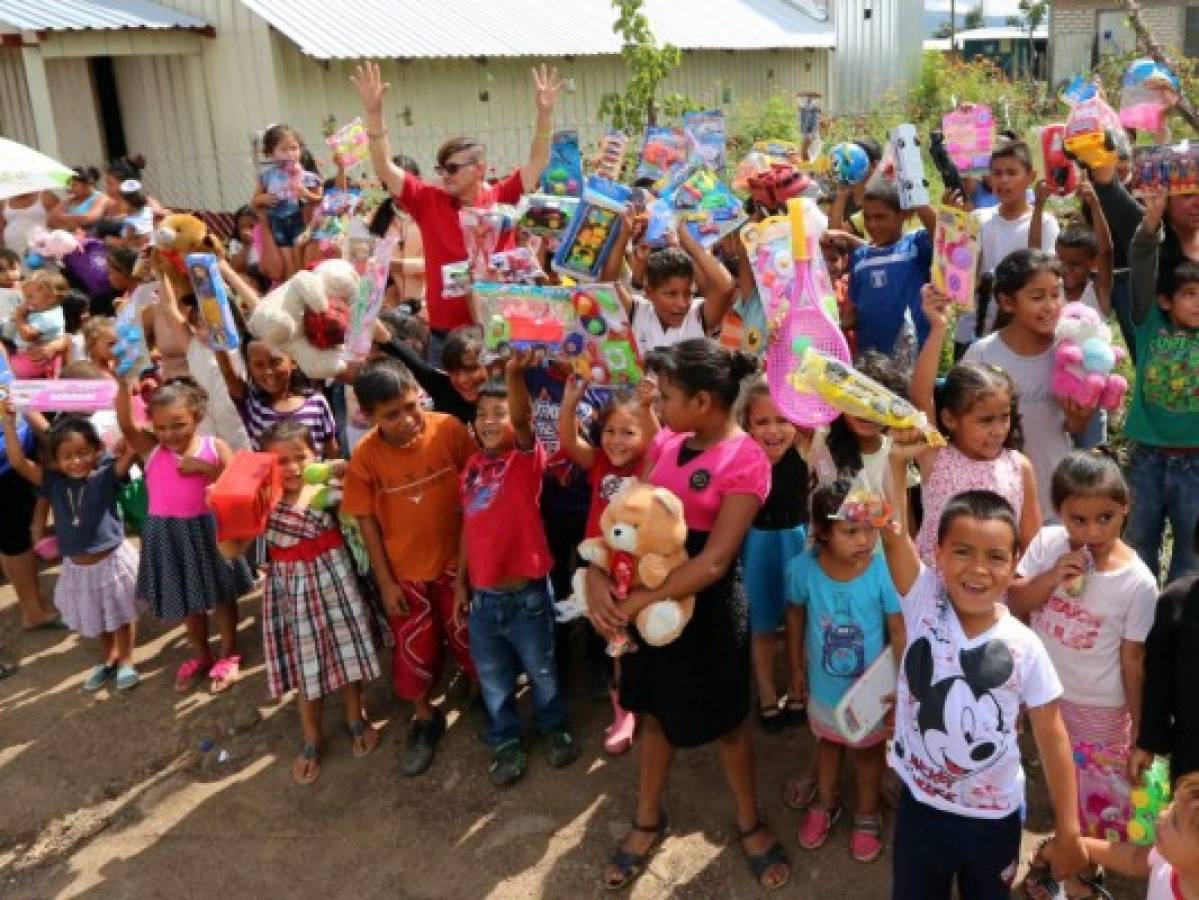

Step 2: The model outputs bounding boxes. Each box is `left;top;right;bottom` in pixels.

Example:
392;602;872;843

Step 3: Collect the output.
1052;301;1129;411
137;214;223;303
25;227;80;269
246;258;359;380
571;481;694;647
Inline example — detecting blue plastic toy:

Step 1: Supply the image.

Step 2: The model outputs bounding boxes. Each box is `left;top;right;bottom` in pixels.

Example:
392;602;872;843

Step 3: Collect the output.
830;142;870;185
186;253;240;352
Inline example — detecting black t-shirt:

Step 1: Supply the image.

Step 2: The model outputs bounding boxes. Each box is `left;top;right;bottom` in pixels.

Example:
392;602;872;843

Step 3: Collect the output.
753;446;809;530
1138;575;1199;781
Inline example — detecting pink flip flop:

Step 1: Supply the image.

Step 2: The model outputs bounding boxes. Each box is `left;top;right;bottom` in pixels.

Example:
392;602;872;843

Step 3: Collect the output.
175;656;214;692
210;655;242;693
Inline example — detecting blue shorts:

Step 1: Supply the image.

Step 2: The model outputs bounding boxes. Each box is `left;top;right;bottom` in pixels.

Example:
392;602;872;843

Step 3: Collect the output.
268;208;305;248
741;524;807;635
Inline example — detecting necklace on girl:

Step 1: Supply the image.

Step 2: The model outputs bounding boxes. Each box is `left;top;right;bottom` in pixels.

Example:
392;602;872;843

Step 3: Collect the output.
65;480;87;527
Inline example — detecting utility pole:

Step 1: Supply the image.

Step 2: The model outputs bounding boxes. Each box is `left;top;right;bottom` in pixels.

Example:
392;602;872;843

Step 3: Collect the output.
950;0;956;52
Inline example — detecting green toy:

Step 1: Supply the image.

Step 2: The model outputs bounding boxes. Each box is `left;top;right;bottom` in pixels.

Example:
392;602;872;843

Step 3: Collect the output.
301;463;370;574
1128;757;1172;845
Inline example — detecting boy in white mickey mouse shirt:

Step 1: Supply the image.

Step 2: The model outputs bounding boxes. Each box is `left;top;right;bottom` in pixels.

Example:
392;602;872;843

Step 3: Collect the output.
880;445;1087;899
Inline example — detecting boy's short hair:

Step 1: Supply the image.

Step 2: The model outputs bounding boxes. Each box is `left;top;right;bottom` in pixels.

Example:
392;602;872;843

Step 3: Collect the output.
0;247;19;268
853;137;883;166
476;379;509;403
1162;260;1199;299
352;358;419;414
989;139;1034;172
1056;225;1099;257
94;218;127;241
436;136;483;168
936;489;1020;553
645;247;694;290
862;177;902;213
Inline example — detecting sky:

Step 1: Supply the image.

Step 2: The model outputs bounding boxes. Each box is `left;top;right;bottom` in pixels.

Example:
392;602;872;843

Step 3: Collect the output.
923;0;1026;14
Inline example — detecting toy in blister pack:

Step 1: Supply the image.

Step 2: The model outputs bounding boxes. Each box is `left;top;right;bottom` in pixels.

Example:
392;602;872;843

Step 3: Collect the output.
516;194;578;238
1064;95;1129;171
1040;124;1079;196
326;118;370;170
1128;757;1172;845
595;130;628;181
459;205;515;281
1119;58;1180;135
541;130;584;197
1073;741;1135;842
642;198;676;248
932;206;981;309
683;109;727;172
659;164;746;248
788;347;946;446
441;260;472;299
343;234;397;362
1131;142;1199;196
636;126;688;188
474;283;574;354
113;290;150;377
941;104;995;176
306;187;362;248
889;124;930;209
719;292;768;357
186;253;240;352
552;175;632;281
1060;76;1098;107
829;142;870;185
561;284;642;388
488;245;545;284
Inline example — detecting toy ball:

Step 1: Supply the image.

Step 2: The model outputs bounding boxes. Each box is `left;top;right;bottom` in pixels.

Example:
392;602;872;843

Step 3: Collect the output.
586;317;606;336
830;142;870;186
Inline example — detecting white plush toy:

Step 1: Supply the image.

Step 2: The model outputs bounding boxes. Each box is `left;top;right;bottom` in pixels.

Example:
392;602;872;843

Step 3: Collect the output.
246;258;359;380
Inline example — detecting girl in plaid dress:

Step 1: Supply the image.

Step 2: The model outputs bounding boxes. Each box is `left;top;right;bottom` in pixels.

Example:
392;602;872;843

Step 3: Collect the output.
226;420;380;785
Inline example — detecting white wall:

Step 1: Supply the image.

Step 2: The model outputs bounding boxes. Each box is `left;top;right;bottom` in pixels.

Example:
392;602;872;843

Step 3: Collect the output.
44;58;105;170
833;0;924;113
0;48;36;147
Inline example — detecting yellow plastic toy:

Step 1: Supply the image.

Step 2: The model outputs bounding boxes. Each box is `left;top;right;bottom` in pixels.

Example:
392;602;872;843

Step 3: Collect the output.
788;346;946;445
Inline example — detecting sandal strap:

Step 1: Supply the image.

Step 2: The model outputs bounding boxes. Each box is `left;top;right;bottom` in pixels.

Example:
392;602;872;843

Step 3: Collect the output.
737;816;770;840
630;813;667;834
301;743;319;760
743;838;789;883
852;814;882;836
348;719;367;737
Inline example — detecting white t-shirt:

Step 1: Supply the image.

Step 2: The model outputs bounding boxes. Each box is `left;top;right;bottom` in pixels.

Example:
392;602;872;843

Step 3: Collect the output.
1146;848;1179;900
1018;527;1157;708
890;567;1062;819
963;332;1069;519
955;206;1060;343
630;295;708;354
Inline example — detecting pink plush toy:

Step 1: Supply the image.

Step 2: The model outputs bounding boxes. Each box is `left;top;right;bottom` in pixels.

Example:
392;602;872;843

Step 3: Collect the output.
1052;302;1129;411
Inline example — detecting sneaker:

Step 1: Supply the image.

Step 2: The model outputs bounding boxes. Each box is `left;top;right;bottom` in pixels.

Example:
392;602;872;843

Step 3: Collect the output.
849;815;883;863
797;804;841;850
114;665;140;691
488;740;528;787
83;663;117;692
400;708;445;777
545;727;580;768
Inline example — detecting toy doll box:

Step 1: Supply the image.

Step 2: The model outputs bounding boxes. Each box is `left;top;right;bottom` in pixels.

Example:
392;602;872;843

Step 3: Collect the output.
210;451;283;542
941;104;995;176
1131;142;1199;196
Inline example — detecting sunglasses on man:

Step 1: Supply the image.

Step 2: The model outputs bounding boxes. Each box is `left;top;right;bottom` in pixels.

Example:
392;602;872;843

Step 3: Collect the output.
435;159;479;176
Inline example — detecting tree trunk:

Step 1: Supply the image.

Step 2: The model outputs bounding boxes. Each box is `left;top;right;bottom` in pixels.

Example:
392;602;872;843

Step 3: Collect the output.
1121;0;1199;132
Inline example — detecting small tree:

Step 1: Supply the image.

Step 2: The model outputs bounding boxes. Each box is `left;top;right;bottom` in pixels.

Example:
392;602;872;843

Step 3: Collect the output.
598;0;695;130
1007;0;1048;85
963;7;985;30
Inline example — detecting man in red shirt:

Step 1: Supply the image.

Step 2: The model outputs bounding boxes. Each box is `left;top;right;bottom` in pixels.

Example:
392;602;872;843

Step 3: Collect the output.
353;61;564;363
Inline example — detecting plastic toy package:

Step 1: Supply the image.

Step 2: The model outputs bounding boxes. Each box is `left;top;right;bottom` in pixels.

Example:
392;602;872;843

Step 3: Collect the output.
262;161;320;204
941;104;995;176
302;462;370;574
1064;95;1130;171
834;463;897;531
306;187;362;248
488;245;545;284
325;118;370;170
459;205;516;282
1131;142;1199;195
788;346;946;446
635;126;688;188
659;164;746;248
441;260;472;299
1059;76;1098;107
719;292;767;357
889;124;930;209
561;284;642;387
932;205;981;310
1119;58;1180;135
594;130;628;181
1128;757;1172;845
474;283;574;354
683;109;727;172
112;286;152;377
552;175;632;282
186;253;240;353
1073;740;1135;842
515;194;578;239
541;130;583;197
642;198;676;249
5;379;117;412
343;234;397;362
1039;124;1079;196
209;450;283;542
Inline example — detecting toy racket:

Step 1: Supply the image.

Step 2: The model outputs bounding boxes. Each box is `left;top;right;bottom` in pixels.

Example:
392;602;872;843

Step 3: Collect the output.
343;234;397;362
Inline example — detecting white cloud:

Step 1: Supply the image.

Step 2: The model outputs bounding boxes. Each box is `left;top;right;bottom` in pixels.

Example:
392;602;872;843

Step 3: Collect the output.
924;0;1026;15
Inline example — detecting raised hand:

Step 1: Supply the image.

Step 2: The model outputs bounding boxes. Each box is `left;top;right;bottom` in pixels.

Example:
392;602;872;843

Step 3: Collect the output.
351;61;389;116
531;63;565;115
920;283;953;332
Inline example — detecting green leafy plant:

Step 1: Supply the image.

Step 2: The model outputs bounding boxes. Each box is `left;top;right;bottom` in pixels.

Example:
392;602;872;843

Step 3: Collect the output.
597;0;698;131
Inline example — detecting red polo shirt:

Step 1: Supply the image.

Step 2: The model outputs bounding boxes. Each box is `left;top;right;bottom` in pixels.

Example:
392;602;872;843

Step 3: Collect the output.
397;169;525;332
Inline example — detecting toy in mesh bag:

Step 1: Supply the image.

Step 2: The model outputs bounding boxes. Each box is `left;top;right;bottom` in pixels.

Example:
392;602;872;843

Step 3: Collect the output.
833;464;898;533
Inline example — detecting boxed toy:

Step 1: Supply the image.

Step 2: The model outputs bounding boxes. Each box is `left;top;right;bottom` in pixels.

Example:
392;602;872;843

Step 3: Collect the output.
931;206;981;309
684;110;727;172
1131;142;1199;195
541;130;583;197
552;175;632;281
326;118;369;170
659;164;746;248
186;253;240;352
209;450;283;541
941;104;996;176
515;194;578;238
636;126;688;188
889;124;930;209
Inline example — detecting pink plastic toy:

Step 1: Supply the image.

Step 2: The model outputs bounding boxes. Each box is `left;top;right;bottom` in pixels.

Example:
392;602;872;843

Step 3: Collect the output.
932;206;981;309
326;118;370;170
33;535;59;561
1074;740;1133;842
343;234;397;362
1052;302;1129;411
941;104;996;176
7;379;117;412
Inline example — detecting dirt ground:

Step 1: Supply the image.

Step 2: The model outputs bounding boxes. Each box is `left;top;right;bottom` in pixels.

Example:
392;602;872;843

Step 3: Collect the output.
0;566;1143;899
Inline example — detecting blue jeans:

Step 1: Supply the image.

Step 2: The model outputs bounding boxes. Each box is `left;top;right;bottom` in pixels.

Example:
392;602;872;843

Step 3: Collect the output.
469;580;566;746
1074;408;1107;451
1127;444;1199;583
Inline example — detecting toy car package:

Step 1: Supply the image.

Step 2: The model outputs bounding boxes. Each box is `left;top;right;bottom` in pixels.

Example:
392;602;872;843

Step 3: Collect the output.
684;109;727;172
659;164;746;248
636;126;688;188
541;130;583;197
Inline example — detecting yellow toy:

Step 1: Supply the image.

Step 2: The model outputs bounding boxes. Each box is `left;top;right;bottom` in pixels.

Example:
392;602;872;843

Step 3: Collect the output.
788;345;946;445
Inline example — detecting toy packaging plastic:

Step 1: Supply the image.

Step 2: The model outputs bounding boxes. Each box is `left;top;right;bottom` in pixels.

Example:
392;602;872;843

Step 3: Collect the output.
209;450;283;542
642;198;676;248
659;164;746;248
560;284;642;387
932;205;981;309
460;205;516;282
515;194;578;239
1064;95;1130;171
636;126;688;188
552;175;632;282
326;117;370;170
541;130;584;197
441;260;472;299
186;253;240;352
306;187;362;249
1131;142;1199;195
1039;124;1079;196
594;130;628;181
489;245;545;284
113;287;152;377
6;379;118;412
834;650;898;744
889;124;930;209
941;104;996;176
1119;58;1180;135
1073;740;1135;842
302;462;370;573
343;234;397;362
683;109;727;172
1128;757;1172;845
475;283;574;353
719;292;768;357
789;347;946;445
1059;76;1098;106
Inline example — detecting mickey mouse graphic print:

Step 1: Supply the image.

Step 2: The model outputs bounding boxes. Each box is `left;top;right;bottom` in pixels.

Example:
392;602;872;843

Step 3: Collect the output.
889;567;1062;818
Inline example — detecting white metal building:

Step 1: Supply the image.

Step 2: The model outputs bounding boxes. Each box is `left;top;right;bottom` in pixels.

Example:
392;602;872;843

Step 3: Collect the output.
0;0;923;212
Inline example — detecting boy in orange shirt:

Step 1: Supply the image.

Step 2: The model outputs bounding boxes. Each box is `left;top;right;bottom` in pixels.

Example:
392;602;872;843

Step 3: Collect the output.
343;358;478;776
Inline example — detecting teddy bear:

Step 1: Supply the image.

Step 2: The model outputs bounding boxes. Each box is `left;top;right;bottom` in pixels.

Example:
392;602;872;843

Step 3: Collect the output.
569;480;694;648
136;213;223;303
246;258;359;380
1051;301;1129;411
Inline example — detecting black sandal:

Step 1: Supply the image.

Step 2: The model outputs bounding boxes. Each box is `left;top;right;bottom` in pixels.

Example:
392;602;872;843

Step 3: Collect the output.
1025;839;1113;900
782;696;807;727
758;704;786;734
603;814;668;892
737;818;791;892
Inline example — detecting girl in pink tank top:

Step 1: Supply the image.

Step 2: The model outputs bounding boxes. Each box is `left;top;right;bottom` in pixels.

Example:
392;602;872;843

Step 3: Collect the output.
117;378;254;692
908;355;1042;566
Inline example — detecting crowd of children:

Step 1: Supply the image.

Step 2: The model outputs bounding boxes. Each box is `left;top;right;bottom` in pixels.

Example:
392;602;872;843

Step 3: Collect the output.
2;66;1199;899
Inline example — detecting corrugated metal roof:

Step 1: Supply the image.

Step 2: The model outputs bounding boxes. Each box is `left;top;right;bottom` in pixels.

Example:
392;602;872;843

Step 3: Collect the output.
0;0;208;32
238;0;836;60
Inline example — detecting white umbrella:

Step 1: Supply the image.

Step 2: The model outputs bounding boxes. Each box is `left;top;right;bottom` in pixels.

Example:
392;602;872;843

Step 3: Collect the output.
0;138;73;201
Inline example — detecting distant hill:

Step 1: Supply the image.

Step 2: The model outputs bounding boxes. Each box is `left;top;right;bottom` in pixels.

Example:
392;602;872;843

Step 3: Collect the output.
923;11;1011;37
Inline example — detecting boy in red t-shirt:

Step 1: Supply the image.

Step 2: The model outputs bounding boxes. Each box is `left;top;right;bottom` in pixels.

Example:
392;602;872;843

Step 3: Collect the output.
455;350;579;786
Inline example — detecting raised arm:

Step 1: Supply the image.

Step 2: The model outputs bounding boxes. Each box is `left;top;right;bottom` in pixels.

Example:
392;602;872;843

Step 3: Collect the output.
352;62;408;199
1130;190;1167;326
914;203;936;235
2;404;42;486
1077;178;1113;315
1029;180;1050;249
215;349;248;404
116;377;157;458
681;224;735;334
520;64;564;192
505;349;537;452
913;285;950;427
556;374;597;470
879;444;922;595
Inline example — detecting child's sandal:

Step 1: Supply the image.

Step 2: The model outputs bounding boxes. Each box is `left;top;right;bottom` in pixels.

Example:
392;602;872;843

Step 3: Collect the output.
291;743;320;785
737;818;791;892
174;656;213;692
347;719;380;758
849;814;883;863
603;814;668;892
758;704;786;734
209;654;242;693
797;804;841;850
